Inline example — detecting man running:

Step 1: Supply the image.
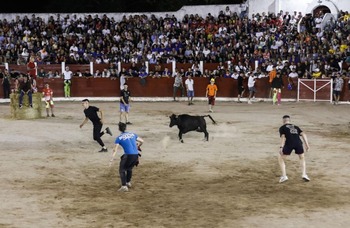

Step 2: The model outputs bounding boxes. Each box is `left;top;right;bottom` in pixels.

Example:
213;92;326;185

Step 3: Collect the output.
80;99;113;152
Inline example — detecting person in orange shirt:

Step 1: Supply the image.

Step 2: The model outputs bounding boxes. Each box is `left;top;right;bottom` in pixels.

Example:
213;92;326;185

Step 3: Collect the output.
42;84;55;117
269;66;277;98
205;78;218;112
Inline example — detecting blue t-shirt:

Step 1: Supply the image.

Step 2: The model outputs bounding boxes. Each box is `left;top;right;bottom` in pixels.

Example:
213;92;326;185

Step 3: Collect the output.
115;132;138;155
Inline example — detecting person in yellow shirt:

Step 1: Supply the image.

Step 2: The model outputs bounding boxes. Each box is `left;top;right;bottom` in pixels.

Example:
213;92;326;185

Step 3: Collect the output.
205;78;218;112
312;68;322;78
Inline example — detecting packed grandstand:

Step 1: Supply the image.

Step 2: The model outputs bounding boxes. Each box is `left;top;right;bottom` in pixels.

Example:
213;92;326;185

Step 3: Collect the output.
0;7;349;79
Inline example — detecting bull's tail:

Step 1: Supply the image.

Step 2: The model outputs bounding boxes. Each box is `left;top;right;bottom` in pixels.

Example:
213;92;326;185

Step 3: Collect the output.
203;115;217;125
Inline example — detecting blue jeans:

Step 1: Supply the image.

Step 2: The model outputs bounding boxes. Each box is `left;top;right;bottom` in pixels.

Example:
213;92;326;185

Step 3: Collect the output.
19;91;32;105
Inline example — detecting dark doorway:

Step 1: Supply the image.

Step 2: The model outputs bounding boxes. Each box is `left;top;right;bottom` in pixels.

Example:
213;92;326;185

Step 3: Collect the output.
313;5;331;17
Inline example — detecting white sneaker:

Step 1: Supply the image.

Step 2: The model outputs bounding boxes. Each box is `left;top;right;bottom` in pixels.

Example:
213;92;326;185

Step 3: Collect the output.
126;182;132;188
248;100;252;104
118;186;129;192
279;176;288;183
302;175;310;182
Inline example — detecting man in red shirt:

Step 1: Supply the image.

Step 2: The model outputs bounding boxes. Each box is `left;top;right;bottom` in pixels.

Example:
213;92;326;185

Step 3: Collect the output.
27;56;37;79
42;84;55;117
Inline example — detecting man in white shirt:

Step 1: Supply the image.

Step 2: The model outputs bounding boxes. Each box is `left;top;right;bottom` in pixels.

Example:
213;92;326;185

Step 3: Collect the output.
266;62;274;72
288;69;299;78
185;75;195;105
63;66;73;98
247;73;257;104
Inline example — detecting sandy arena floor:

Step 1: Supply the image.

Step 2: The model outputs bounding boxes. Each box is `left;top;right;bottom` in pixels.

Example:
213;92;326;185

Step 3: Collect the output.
0;100;350;228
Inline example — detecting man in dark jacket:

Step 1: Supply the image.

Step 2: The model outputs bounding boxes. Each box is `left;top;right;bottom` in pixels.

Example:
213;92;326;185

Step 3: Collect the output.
271;72;284;105
19;76;32;108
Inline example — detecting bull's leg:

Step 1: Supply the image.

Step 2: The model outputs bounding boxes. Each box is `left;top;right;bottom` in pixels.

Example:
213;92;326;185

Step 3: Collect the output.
204;130;209;141
199;125;209;141
179;131;184;143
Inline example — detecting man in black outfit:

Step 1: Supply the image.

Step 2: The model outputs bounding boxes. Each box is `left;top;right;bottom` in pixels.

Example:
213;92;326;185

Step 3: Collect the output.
237;72;245;103
278;115;310;183
80;99;113;152
2;71;11;98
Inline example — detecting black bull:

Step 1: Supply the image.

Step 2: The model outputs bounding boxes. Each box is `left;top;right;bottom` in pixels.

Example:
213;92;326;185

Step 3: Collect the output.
169;114;217;143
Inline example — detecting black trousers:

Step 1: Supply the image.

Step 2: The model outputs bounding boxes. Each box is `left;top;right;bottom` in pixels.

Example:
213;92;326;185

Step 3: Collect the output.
3;85;10;98
119;154;139;186
93;123;105;147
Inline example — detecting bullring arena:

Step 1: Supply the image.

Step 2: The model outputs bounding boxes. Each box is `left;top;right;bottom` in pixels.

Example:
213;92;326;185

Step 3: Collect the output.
1;98;350;228
1;0;350;226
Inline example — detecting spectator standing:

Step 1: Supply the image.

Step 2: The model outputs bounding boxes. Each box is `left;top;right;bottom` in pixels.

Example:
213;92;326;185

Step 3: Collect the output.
268;66;277;98
333;73;344;105
206;78;218;112
2;70;11;98
237;72;245;103
173;71;184;101
63;66;73;98
247;73;257;104
185;74;194;105
271;73;284;105
119;83;132;125
27;56;37;80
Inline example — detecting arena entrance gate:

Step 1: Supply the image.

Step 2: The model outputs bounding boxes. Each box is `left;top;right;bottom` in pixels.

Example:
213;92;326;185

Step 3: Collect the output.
297;78;333;103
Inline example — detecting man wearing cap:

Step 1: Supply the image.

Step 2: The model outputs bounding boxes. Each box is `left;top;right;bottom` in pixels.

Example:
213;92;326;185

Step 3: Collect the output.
80;99;113;152
278;115;310;183
206;78;218;112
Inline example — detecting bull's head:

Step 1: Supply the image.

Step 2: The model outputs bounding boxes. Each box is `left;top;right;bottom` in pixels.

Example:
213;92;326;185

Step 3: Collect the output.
169;114;178;127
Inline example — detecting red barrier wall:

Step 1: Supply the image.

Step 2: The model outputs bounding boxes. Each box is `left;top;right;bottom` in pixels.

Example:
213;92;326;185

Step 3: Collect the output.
1;64;349;101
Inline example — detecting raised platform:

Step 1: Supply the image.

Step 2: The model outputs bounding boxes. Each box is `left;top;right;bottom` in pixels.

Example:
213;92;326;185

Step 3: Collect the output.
10;93;43;119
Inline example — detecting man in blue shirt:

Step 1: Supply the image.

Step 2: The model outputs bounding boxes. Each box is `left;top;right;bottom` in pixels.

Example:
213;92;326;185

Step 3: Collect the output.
110;122;144;192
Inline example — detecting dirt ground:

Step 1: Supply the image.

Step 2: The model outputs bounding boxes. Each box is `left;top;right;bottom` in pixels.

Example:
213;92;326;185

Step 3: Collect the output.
0;100;350;228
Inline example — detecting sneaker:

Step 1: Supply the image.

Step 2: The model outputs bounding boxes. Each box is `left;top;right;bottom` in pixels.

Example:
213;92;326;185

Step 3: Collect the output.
30;104;33;108
126;182;132;188
302;175;310;182
47;114;50;117
118;186;129;192
248;101;252;104
126;122;132;125
279;176;289;183
209;109;213;113
19;104;23;109
105;127;113;136
98;148;108;153
51;114;55;117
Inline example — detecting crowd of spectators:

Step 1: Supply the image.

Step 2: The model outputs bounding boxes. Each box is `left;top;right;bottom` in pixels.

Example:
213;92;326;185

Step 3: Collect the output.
0;6;349;81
